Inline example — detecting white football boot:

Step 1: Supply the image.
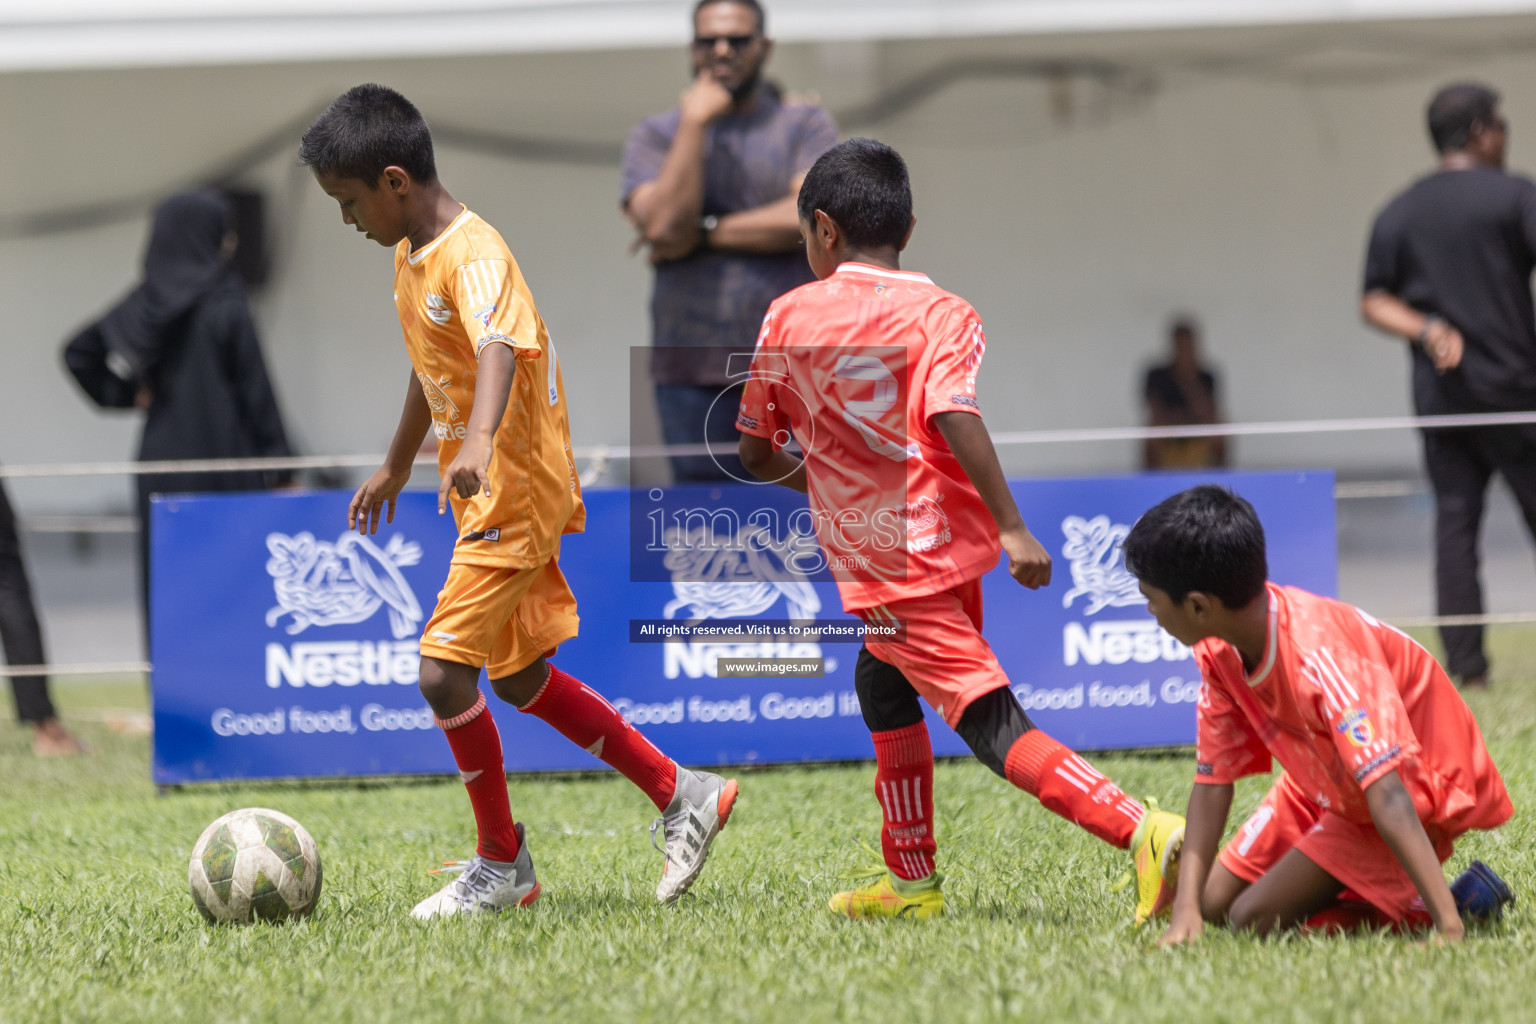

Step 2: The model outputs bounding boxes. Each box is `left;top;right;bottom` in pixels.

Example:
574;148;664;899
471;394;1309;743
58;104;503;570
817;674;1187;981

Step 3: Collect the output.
411;822;540;920
652;769;738;905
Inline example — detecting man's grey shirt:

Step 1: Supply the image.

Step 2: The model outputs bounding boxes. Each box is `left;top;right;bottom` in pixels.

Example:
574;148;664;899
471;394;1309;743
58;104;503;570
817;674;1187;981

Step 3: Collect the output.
622;87;838;386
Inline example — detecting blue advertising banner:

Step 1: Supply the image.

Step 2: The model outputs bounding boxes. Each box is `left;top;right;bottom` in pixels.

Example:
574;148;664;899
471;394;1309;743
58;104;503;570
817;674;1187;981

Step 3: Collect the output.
150;471;1334;783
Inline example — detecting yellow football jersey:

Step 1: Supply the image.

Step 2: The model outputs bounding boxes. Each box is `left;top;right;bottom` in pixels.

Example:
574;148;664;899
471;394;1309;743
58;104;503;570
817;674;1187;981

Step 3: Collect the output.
392;206;584;567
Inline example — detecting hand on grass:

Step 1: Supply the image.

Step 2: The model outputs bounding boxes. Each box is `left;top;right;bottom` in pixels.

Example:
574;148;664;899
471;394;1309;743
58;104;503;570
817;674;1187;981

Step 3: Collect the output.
349;465;412;534
1157;907;1204;947
1000;525;1052;589
1427;920;1466;946
438;442;492;513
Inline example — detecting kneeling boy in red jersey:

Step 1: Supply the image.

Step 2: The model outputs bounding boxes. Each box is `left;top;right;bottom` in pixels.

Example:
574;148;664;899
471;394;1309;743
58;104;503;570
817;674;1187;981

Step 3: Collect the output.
736;138;1185;922
1123;485;1514;944
300;85;735;918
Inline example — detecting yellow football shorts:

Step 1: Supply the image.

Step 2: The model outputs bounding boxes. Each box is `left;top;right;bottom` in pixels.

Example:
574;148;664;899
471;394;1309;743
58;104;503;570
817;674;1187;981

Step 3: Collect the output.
419;558;580;678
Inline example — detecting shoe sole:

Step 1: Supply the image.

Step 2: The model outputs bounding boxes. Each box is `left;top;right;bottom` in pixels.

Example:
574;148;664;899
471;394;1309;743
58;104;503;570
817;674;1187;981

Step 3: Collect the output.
658;778;738;906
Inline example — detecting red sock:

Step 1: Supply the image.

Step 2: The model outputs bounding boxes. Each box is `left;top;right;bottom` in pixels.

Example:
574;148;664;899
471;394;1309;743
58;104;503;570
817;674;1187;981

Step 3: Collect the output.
1003;730;1145;848
521;664;678;811
1302;903;1389;934
872;722;937;880
436;691;520;862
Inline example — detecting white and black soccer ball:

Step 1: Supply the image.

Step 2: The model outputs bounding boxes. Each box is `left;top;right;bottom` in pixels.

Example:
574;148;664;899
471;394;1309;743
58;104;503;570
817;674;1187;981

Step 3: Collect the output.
188;808;322;924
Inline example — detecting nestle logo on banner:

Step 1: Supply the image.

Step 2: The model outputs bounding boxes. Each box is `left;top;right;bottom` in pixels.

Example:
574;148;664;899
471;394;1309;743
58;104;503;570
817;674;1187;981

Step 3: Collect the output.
263;531;426;688
659;522;825;679
1059;515;1190;667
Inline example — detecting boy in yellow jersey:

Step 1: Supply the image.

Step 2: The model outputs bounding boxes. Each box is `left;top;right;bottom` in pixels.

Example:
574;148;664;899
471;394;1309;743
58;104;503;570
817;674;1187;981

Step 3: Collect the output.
300;85;736;918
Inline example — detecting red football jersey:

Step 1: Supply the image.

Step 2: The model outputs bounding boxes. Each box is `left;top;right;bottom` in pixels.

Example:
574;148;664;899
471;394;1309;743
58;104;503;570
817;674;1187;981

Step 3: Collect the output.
1194;583;1512;834
736;262;1001;611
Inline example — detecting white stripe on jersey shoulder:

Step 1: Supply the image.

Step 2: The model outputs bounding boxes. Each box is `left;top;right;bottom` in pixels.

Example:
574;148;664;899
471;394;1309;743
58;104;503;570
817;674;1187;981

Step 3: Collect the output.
1246;591;1280;687
407;207;475;266
833;263;933;284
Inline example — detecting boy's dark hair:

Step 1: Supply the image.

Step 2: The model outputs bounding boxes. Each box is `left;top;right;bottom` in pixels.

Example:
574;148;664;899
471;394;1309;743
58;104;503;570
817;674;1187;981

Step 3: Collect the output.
694;0;765;33
797;138;912;250
1122;485;1268;609
1427;83;1501;153
298;84;436;187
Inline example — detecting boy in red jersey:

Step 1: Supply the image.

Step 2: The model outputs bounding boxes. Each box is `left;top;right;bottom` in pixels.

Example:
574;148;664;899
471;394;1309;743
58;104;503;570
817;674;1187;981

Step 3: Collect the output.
300;85;736;918
1122;485;1515;943
736;138;1185;921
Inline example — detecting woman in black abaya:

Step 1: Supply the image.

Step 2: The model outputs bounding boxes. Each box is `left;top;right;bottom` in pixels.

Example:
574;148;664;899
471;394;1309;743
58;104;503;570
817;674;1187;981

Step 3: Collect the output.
63;189;293;618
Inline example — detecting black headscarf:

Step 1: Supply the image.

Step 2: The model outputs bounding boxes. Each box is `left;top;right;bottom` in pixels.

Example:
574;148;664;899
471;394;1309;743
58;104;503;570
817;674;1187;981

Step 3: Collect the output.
97;190;235;381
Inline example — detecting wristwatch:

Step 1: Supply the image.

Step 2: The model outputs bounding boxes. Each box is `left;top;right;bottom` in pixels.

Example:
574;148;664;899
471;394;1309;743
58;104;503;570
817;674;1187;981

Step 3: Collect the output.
1416;316;1443;345
700;214;719;235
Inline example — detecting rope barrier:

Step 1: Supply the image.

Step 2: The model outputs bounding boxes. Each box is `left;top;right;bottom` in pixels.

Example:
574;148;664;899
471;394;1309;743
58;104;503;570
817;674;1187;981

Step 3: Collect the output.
14;612;1536;682
0;662;151;679
6;409;1536;481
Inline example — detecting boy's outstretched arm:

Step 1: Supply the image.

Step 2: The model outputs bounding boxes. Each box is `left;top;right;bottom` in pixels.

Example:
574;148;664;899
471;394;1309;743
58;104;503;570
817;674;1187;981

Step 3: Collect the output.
1159;782;1233;947
1365;770;1464;943
350;370;433;534
439;343;517;513
738;434;808;493
932;412;1050;588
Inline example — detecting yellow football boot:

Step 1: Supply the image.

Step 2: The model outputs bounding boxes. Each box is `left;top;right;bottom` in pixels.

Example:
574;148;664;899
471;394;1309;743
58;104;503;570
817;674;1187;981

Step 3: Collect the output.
1130;799;1185;925
828;870;945;920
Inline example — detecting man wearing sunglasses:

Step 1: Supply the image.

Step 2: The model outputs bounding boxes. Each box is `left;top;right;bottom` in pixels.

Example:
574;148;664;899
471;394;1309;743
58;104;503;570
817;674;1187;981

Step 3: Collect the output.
622;0;838;482
1362;83;1536;692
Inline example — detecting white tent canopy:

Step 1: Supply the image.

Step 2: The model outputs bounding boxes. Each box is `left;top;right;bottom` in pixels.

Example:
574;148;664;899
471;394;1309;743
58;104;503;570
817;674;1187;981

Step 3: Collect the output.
4;0;1536;70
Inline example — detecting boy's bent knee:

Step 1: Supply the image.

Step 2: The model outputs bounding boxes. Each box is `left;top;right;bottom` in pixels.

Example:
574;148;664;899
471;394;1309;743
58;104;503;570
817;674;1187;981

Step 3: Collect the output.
418;656;480;718
955;687;1034;777
491;657;550;709
854;647;924;732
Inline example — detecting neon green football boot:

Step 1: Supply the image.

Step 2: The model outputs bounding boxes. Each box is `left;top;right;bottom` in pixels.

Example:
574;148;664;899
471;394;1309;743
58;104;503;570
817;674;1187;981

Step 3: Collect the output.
829;870;945;921
1130;797;1185;925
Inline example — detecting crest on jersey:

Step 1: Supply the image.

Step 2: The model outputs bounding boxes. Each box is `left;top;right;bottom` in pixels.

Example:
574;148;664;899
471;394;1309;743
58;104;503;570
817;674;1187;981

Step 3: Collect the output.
425;293;452;325
662;523;820;623
1337;708;1374;747
265;532;424;639
1060;515;1142;615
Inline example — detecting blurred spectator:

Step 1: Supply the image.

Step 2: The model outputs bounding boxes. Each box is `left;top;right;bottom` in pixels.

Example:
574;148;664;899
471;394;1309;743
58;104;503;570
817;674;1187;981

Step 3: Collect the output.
621;0;838;482
1361;82;1536;690
0;478;85;756
63;189;292;619
1141;317;1226;470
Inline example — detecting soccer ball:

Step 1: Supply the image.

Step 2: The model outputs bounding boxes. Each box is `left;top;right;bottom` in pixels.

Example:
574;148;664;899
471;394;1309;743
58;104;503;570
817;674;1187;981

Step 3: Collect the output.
187;807;322;924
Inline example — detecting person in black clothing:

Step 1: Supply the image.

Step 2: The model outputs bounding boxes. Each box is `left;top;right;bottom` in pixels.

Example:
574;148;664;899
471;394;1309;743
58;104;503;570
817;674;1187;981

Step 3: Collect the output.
1361;82;1536;689
63;190;293;622
1142;317;1226;470
0;479;86;756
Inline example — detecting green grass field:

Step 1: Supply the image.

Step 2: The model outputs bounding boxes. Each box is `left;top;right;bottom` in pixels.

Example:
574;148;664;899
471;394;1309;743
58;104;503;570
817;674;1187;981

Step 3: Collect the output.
3;628;1534;1024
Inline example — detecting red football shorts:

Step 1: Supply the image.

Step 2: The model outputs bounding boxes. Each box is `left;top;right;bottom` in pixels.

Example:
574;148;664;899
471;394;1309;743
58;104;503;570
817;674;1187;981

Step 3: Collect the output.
419;558;580;679
1218;771;1454;922
858;578;1010;728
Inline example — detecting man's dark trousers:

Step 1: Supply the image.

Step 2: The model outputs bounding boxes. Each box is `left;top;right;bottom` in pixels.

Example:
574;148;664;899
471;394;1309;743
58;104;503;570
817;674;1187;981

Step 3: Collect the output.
0;480;53;724
1422;421;1536;680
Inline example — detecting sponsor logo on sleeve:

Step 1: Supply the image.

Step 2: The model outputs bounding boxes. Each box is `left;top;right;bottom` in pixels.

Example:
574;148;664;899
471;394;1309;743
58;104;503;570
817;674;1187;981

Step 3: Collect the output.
461;528;501;543
950;394;979;408
1196;761;1215;776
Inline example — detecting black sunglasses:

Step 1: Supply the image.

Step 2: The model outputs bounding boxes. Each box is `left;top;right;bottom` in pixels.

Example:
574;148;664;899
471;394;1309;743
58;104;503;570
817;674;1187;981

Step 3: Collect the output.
692;34;759;51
